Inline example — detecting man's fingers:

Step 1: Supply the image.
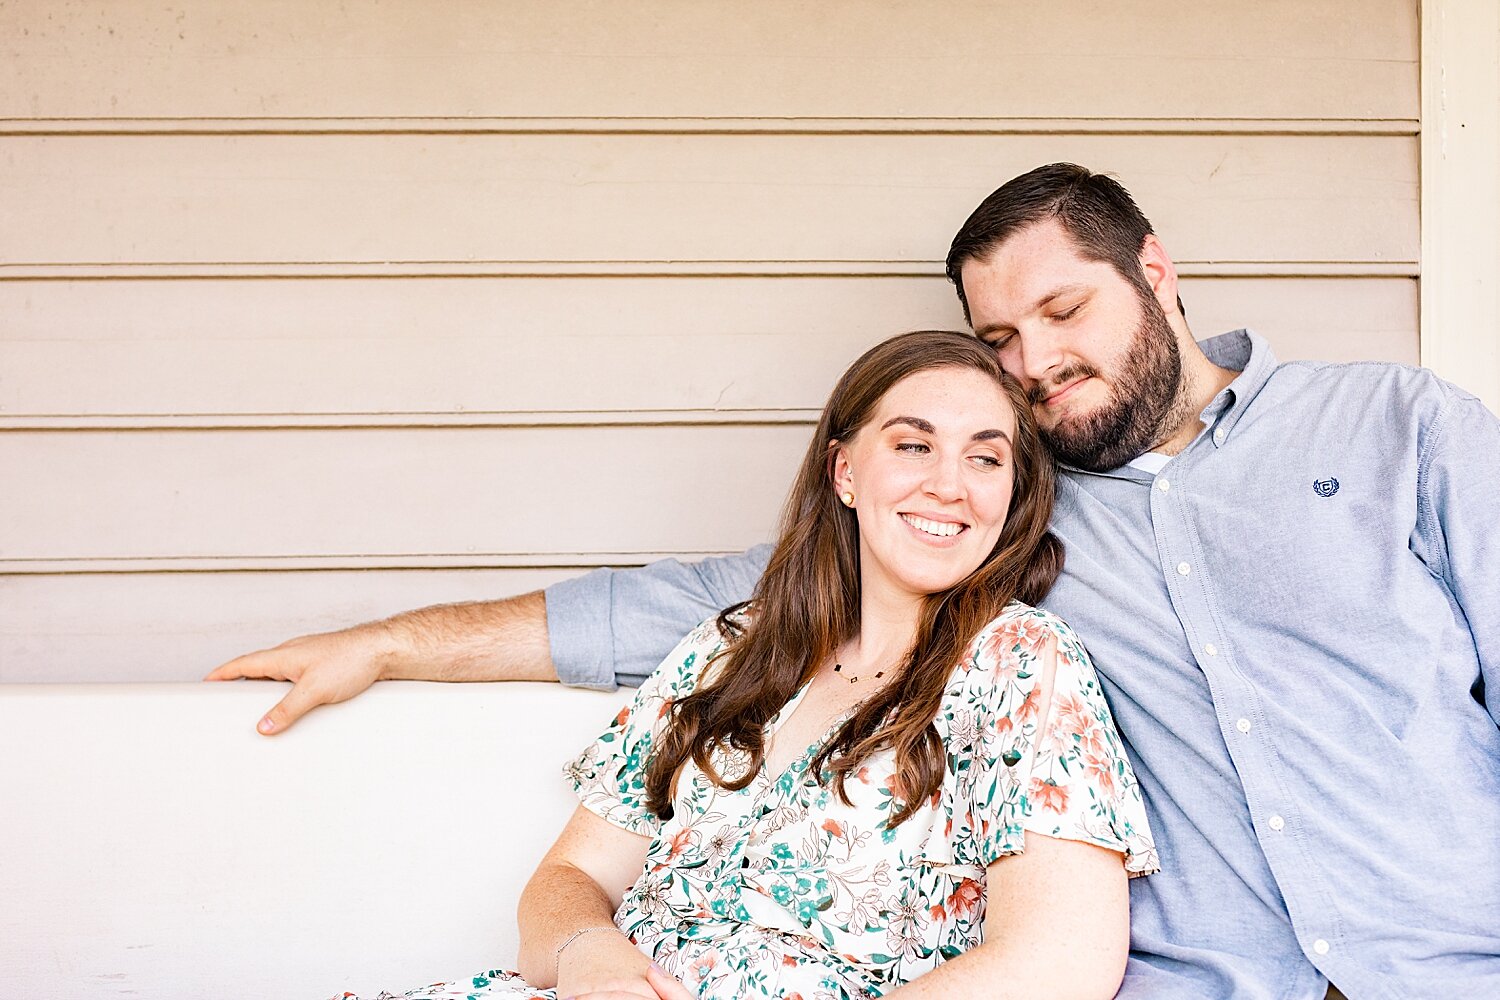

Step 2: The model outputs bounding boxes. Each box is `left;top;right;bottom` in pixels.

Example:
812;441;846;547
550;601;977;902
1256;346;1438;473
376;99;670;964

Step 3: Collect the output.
204;648;292;683
257;680;325;736
203;655;252;682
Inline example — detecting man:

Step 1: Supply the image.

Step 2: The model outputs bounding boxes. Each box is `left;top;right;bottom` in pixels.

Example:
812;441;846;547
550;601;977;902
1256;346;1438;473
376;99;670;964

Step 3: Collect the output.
210;164;1500;997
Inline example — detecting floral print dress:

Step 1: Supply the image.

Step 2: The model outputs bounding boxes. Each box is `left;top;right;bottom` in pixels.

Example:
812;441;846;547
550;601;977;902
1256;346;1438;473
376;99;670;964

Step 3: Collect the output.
334;603;1157;1000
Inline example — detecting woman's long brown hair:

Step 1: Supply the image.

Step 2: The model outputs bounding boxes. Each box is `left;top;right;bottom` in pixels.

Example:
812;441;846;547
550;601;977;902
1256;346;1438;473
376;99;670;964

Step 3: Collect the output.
644;330;1063;826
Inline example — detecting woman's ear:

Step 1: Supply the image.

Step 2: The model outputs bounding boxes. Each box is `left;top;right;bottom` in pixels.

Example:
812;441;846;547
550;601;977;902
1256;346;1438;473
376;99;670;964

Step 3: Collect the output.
831;443;854;496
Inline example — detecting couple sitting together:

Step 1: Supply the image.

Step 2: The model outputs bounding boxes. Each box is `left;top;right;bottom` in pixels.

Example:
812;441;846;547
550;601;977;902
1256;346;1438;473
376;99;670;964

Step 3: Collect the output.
213;164;1500;1000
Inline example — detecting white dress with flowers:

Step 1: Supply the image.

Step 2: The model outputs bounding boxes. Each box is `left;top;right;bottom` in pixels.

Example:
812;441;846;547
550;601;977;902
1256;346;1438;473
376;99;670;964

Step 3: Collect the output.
333;603;1157;1000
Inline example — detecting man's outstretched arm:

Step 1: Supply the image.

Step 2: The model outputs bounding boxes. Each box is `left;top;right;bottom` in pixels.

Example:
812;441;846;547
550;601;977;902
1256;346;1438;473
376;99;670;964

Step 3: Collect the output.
206;545;774;735
205;590;556;735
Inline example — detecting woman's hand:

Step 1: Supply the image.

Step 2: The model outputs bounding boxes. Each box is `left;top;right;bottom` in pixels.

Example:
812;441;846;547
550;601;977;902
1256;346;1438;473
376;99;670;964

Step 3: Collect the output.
555;929;694;1000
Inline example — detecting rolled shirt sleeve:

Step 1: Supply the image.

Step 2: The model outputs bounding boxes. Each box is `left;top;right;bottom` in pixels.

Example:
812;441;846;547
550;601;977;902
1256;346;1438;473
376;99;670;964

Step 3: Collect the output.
545;545;773;689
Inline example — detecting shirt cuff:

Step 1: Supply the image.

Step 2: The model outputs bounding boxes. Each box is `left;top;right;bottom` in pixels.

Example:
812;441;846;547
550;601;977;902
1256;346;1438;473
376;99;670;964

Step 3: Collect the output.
544;569;621;691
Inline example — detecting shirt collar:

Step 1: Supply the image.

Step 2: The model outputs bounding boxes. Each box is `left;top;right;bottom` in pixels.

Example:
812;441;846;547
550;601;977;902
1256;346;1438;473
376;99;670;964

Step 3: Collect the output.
1198;328;1278;445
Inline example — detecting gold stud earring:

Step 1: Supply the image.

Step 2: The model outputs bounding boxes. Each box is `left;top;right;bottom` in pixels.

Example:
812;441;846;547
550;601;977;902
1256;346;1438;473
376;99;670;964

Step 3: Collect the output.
840;490;855;507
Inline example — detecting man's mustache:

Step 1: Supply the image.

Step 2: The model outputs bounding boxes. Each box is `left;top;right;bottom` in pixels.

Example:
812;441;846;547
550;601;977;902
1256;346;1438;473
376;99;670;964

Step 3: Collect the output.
1027;365;1102;407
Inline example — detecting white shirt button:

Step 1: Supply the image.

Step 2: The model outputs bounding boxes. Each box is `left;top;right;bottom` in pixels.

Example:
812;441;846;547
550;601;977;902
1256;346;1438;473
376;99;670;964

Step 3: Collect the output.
1268;815;1286;831
1177;562;1191;576
1236;718;1251;734
1213;428;1226;444
1312;939;1330;956
1156;478;1171;492
1204;643;1218;656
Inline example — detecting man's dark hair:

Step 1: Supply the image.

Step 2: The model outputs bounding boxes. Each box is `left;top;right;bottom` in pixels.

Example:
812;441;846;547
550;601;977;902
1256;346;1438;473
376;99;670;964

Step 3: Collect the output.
945;162;1182;323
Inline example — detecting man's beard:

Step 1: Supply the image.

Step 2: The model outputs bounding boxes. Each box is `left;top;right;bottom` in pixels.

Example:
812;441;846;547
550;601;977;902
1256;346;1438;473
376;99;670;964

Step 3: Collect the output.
1030;292;1184;473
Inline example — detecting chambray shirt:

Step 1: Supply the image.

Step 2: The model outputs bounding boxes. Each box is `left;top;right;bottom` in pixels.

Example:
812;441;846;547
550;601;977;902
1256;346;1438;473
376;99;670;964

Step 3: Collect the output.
546;331;1500;999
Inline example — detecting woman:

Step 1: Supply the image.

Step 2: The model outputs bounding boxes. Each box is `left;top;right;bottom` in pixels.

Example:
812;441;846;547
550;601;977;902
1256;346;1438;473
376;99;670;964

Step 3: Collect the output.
342;330;1156;1000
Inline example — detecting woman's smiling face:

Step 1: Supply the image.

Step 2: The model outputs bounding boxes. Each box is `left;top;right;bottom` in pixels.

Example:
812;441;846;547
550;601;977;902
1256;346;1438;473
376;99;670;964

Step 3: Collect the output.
833;364;1018;605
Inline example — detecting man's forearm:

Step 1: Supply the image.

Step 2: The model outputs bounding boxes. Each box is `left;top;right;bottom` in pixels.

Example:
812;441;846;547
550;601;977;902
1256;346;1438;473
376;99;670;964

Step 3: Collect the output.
378;589;557;683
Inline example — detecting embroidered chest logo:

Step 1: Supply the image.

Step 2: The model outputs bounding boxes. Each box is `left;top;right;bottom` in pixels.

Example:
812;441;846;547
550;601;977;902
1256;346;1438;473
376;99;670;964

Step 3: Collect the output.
1312;477;1340;498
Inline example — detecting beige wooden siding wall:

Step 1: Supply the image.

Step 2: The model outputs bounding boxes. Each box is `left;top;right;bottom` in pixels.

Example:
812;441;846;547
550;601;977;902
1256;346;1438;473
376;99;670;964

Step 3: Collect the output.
0;1;1419;681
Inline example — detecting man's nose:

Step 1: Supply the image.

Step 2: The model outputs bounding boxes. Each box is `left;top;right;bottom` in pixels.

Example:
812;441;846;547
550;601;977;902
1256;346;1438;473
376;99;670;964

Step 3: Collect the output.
1015;332;1063;383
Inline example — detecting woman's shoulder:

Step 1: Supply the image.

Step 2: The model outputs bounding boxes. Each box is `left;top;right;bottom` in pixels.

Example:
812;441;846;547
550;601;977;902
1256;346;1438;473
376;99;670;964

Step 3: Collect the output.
651;604;750;692
965;601;1089;666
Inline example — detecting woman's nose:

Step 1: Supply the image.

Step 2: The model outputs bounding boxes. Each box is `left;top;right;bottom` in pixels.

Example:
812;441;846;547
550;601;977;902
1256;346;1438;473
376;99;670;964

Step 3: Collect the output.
924;458;965;501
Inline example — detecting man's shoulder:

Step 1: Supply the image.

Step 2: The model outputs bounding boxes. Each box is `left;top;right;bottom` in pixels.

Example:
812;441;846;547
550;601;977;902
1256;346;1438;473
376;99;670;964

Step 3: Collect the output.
1256;357;1460;427
1266;355;1441;394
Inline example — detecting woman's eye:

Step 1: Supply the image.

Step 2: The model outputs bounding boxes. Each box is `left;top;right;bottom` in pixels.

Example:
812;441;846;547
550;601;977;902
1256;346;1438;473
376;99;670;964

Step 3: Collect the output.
972;455;1004;469
895;441;929;454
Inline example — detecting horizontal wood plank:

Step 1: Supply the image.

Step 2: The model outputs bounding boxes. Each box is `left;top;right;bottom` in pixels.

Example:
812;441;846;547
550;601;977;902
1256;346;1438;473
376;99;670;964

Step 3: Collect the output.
0;276;1417;421
0;1;1418;122
0;568;579;682
0;133;1419;267
0;118;1422;137
0;425;805;561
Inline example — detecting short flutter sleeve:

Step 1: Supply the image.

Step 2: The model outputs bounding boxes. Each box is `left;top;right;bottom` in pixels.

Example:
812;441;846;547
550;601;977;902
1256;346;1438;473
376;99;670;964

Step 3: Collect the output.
562;615;727;837
936;604;1159;877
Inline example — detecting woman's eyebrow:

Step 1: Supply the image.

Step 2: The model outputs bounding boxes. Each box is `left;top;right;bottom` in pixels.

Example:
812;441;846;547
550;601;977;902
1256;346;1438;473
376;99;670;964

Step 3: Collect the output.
879;416;1010;445
880;416;934;433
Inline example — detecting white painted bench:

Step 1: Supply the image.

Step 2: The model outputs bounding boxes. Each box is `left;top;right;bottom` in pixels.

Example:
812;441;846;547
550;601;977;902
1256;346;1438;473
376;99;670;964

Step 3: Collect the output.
0;681;626;999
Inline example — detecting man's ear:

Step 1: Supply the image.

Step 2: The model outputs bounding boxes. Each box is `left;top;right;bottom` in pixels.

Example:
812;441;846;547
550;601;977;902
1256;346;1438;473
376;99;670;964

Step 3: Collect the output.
1138;234;1182;318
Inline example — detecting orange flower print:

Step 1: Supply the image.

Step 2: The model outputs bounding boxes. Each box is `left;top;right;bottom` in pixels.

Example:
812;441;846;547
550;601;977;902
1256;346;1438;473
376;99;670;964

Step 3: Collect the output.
666;826;697;859
688;951;718;983
613;705;631;727
946;878;983;920
1077;720;1107;758
1054;692;1094;737
821;818;845;838
993;615;1049;654
1017;684;1043;723
1083;751;1117;797
977;630;1023;684
1030;776;1070;814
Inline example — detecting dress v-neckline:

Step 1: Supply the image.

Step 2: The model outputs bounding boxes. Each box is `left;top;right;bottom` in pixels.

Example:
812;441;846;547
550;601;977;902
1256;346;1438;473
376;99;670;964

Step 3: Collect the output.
758;678;859;789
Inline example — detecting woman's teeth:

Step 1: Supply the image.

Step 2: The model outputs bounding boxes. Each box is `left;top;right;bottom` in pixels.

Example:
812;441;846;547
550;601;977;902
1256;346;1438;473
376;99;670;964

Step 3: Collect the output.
901;513;964;537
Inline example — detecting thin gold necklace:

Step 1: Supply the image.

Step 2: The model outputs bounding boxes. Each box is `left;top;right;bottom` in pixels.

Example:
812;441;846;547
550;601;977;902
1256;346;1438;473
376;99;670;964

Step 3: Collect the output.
833;662;884;684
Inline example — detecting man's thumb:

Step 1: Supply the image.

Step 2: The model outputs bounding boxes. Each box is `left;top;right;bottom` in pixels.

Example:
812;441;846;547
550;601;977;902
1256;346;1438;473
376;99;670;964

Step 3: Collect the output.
257;683;321;736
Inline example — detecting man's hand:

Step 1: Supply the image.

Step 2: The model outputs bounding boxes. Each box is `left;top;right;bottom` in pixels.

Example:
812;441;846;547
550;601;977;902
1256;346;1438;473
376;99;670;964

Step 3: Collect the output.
204;591;557;735
204;623;397;735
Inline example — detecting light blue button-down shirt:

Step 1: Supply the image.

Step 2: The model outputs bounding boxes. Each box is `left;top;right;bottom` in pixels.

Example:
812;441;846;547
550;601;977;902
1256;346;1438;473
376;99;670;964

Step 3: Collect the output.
546;331;1500;998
